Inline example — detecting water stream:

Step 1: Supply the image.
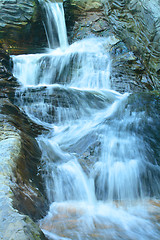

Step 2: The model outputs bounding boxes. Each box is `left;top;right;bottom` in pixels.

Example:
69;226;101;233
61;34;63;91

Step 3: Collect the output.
12;0;160;239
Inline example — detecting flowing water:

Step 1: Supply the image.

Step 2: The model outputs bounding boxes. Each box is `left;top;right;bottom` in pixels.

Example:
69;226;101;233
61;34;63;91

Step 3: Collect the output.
12;0;160;239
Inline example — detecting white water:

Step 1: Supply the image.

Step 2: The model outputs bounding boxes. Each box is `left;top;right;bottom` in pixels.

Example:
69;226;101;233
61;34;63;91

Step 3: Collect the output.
12;0;160;239
39;0;68;49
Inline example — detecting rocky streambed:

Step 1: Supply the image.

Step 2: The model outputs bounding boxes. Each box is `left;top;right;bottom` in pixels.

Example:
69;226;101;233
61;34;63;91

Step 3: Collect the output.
0;0;160;239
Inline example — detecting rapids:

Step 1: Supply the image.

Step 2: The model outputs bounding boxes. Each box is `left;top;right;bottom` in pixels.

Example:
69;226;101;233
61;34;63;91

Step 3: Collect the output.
12;0;160;239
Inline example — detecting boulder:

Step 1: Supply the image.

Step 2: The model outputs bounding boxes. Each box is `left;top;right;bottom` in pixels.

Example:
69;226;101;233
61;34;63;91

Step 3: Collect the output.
0;119;46;240
0;99;48;240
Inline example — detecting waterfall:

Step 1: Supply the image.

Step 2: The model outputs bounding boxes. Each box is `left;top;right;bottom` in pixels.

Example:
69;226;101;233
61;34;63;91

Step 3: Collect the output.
12;0;160;239
39;0;68;49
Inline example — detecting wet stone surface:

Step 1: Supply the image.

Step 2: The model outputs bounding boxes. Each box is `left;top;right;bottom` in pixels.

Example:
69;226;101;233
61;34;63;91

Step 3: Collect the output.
0;0;47;54
102;0;160;89
64;0;156;92
0;1;160;239
0;44;48;240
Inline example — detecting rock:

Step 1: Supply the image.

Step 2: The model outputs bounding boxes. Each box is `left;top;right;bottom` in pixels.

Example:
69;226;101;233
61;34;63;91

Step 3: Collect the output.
0;43;20;100
0;0;47;54
0;106;47;240
126;91;160;167
0;98;48;220
1;214;47;240
64;0;111;42
110;41;154;92
0;44;48;239
14;84;119;125
64;0;155;92
71;0;103;11
102;0;160;89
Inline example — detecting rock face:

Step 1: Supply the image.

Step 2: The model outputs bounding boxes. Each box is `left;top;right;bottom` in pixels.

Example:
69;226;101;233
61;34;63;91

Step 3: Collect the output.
64;0;156;92
0;119;46;240
0;0;160;238
0;0;159;86
0;0;46;54
102;0;160;89
0;44;48;239
127;91;160;167
64;0;109;42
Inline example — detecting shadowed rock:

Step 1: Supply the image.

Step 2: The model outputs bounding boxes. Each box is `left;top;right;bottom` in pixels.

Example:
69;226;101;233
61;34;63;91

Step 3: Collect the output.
0;43;48;240
102;0;160;89
64;1;154;92
0;0;47;54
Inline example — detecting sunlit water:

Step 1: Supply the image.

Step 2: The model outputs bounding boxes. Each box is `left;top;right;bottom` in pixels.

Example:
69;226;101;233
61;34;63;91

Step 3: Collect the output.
12;0;160;239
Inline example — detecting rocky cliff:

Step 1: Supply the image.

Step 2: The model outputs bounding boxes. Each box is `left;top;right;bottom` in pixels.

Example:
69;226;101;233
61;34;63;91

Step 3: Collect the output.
0;0;159;90
64;0;159;92
0;0;160;239
0;0;46;54
102;0;160;89
0;43;48;239
65;0;160;89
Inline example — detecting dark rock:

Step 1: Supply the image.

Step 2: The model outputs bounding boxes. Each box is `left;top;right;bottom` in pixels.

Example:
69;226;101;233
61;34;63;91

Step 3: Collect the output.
0;42;20;101
0;43;48;239
64;0;156;92
0;0;47;54
14;85;118;124
110;41;154;92
64;0;111;42
0;97;49;219
0;100;48;239
126;92;160;166
102;0;160;89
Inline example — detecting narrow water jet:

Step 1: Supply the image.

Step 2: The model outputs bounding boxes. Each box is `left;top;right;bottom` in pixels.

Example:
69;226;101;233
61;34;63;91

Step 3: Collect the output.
39;0;68;50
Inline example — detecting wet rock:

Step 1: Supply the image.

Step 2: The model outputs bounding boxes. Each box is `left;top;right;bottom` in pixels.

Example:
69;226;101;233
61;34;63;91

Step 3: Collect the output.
64;0;111;42
126;92;160;167
0;0;47;54
2;215;47;240
0;43;20;100
0;44;48;239
102;0;160;89
0;104;47;239
110;41;154;92
14;85;119;125
64;0;155;92
0;98;48;218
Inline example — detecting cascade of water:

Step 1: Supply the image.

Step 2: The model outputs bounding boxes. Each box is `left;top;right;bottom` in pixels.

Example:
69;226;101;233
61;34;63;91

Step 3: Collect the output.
39;0;68;50
11;1;160;239
12;38;111;88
